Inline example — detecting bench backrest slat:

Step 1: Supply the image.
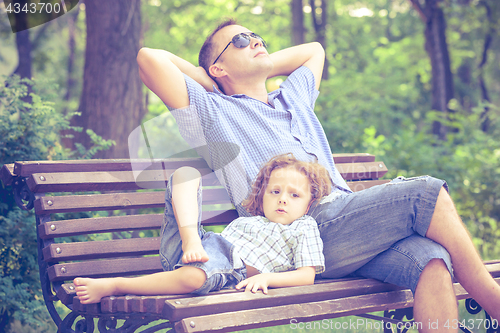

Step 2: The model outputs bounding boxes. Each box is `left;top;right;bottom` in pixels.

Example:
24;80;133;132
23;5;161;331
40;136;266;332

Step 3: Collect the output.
43;237;161;262
47;257;162;281
38;214;164;239
34;188;232;214
24;162;387;193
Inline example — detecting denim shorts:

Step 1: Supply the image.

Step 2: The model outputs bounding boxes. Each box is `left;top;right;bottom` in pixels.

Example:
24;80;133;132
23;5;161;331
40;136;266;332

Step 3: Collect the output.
308;175;453;295
159;174;246;295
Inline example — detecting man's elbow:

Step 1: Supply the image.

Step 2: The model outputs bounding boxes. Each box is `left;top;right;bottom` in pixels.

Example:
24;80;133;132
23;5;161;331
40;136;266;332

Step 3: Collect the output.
137;47;151;66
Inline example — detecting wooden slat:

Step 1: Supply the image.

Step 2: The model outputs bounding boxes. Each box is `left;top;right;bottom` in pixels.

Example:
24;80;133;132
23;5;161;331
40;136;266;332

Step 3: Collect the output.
43;237;160;262
165;262;500;322
165;260;500;322
15;154;376;177
56;283;78;306
175;277;500;333
0;163;15;186
331;153;375;163
26;161;386;194
163;278;404;321
27;170;219;193
14;158;211;177
34;188;231;214
64;261;500;314
347;179;389;192
337;161;387;180
39;210;238;239
176;289;415;333
47;256;163;282
38;214;164;239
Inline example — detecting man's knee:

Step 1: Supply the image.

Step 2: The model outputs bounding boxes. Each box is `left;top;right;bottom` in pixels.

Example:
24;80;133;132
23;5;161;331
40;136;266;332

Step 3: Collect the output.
434;187;456;214
418;258;453;291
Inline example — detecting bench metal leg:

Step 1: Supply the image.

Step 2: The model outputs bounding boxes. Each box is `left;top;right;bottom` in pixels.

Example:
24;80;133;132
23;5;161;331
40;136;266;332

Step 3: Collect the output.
357;308;415;333
59;312;174;333
462;298;498;333
358;299;498;333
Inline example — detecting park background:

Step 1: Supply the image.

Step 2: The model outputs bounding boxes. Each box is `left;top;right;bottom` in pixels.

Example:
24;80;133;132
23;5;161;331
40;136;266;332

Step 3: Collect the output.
0;0;499;331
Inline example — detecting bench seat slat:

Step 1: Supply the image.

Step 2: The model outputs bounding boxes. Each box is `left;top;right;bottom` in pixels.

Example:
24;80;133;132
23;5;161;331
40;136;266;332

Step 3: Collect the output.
65;261;500;314
47;257;163;282
43;237;160;262
176;290;415;333
34;188;231;214
0;163;15;186
175;277;500;333
163;278;404;321
165;261;500;321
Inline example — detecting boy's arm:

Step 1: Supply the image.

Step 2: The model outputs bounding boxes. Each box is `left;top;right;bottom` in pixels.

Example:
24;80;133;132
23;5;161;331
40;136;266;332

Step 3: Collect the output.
137;47;217;109
267;42;325;90
236;266;316;294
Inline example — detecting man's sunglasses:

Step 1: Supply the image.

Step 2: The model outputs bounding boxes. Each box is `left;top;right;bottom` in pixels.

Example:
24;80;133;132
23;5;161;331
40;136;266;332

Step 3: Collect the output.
212;32;267;65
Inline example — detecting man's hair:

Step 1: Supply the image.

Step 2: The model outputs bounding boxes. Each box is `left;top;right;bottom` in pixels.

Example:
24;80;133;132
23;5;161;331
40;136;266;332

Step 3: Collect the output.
198;18;238;82
242;154;333;217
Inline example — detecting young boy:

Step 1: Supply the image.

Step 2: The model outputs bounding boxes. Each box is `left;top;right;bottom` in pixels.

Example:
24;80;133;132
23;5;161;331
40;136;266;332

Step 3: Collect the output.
73;154;332;302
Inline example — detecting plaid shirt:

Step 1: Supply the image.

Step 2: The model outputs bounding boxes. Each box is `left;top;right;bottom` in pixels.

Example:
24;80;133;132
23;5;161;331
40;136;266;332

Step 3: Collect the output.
221;215;325;274
170;66;350;217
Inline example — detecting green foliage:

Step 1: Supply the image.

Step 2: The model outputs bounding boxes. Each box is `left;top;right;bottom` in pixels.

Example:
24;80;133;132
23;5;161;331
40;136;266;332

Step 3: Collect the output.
355;100;500;259
0;209;55;333
0;75;113;332
0;75;71;163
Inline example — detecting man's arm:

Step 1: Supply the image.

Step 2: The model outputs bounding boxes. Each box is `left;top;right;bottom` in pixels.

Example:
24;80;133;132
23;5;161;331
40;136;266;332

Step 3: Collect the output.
235;266;316;294
267;42;325;90
136;47;217;109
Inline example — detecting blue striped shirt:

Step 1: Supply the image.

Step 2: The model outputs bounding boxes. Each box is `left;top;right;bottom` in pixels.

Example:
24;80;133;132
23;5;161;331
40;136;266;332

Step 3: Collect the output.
170;66;351;216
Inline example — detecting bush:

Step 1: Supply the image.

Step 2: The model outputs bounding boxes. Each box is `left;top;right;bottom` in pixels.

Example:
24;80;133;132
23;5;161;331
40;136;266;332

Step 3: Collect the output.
0;75;113;332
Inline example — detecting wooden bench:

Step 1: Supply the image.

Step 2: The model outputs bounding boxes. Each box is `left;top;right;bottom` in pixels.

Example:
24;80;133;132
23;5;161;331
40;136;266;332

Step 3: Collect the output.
2;154;499;333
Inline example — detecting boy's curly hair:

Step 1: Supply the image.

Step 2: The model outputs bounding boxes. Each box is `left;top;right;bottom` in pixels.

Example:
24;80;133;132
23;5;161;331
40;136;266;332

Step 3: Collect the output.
242;154;333;216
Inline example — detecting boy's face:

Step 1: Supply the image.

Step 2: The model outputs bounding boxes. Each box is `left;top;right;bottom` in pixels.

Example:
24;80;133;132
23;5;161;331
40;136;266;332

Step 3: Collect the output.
262;167;313;225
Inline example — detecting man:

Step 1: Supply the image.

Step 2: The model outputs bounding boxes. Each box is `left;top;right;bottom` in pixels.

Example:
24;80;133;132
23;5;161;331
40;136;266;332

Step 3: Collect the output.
137;19;500;332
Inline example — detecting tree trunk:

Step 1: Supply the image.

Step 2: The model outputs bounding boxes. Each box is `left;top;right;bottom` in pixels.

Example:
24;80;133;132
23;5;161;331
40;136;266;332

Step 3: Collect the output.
12;0;32;79
291;0;305;45
424;0;454;139
477;0;494;133
310;0;328;80
73;0;144;158
410;0;454;140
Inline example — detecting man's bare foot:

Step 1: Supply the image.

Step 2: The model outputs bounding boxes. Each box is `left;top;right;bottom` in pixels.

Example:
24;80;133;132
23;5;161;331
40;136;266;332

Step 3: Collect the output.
73;277;120;304
182;241;209;263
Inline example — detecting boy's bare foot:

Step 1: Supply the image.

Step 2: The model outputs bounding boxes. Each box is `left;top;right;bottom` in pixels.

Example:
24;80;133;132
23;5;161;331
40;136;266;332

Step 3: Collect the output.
73;277;119;304
182;241;209;263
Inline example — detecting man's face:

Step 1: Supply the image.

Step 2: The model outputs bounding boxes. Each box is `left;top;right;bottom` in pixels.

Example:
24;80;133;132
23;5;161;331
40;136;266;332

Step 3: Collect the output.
262;167;313;225
211;25;273;79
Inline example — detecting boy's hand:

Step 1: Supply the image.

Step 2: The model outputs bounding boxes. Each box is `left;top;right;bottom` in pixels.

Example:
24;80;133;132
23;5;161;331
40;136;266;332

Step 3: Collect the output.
236;274;272;294
235;267;316;294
